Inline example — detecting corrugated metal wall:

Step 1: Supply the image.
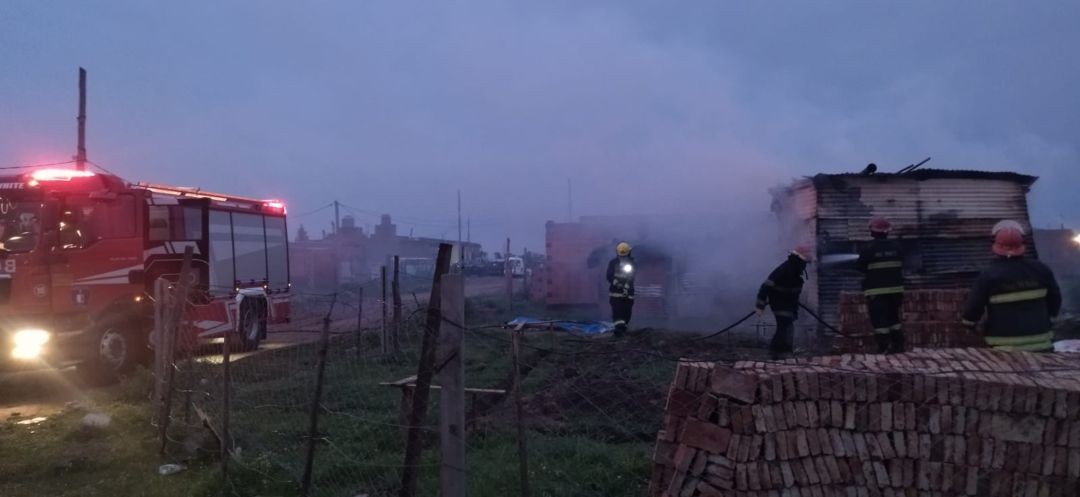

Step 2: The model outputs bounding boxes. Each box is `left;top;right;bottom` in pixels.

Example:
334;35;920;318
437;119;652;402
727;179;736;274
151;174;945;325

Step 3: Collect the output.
781;172;1037;327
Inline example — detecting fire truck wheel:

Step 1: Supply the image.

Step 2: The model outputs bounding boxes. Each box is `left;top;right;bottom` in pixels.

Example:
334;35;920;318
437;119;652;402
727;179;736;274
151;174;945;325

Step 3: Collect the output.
237;300;266;351
80;315;146;381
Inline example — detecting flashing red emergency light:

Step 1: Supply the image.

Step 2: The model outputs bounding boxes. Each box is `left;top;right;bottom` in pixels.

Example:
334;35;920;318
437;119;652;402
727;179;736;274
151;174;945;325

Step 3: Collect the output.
30;169;96;183
262;200;287;214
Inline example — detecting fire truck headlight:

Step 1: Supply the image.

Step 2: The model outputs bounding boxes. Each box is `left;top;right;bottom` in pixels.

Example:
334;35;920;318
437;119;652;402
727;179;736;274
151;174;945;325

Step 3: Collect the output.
622;263;634;274
12;329;50;360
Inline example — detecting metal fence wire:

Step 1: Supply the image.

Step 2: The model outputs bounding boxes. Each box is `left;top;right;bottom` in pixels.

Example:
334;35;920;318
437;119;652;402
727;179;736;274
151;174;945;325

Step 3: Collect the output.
152;281;1080;497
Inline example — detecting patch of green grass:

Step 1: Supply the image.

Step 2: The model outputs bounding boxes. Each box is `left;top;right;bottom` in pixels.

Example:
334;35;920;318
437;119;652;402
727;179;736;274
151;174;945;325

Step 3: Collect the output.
0;370;221;497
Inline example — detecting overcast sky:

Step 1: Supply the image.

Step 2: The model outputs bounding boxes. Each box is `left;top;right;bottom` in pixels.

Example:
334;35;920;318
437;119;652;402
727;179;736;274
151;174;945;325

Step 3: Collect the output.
2;1;1078;253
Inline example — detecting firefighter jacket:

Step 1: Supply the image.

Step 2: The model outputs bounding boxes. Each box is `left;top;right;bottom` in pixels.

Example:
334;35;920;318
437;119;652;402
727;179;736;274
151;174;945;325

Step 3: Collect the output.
756;254;807;318
607;256;635;299
961;256;1062;351
856;238;904;296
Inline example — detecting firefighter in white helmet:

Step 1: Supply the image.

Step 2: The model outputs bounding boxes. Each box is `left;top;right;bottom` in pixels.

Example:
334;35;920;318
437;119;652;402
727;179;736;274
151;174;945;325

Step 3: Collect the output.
606;242;635;336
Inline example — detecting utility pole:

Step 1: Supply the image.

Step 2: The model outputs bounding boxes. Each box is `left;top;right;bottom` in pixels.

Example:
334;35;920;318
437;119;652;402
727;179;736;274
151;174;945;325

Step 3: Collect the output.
467;216;471;244
456;190;462;265
333;200;340;236
567;178;572;221
76;67;88;171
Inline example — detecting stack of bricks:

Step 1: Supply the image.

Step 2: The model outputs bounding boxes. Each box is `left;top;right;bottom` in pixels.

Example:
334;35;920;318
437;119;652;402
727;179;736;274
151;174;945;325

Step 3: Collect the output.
834;290;982;353
650;349;1080;497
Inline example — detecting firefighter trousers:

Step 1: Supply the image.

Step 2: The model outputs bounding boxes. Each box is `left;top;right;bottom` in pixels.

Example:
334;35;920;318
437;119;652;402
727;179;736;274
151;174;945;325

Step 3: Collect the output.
867;293;905;354
769;316;795;357
610;297;633;334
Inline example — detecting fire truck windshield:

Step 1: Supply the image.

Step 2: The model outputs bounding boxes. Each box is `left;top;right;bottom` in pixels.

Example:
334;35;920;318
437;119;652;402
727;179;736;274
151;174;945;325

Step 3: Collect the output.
0;193;41;253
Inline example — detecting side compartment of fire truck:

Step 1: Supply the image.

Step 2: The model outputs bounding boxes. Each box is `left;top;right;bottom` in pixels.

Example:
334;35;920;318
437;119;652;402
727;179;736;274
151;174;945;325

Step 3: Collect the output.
144;194;290;355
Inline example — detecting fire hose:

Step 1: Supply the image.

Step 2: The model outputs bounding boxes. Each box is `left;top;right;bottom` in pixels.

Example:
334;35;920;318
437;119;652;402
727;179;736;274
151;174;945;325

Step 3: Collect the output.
694;303;853;343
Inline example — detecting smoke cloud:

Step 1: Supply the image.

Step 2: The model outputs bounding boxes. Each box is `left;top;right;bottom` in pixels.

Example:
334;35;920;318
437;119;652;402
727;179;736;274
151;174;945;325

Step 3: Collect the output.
1;0;1078;260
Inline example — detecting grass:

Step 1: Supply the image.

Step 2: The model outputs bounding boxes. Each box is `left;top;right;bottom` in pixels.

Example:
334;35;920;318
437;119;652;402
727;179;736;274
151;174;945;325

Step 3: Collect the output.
0;295;714;497
0;369;221;497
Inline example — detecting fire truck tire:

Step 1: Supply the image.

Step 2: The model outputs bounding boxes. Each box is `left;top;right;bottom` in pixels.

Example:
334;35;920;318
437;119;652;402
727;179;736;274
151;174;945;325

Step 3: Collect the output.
236;299;266;351
79;314;147;381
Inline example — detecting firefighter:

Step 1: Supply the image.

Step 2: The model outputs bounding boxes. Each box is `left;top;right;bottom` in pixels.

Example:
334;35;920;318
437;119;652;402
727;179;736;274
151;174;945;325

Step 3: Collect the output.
857;216;906;354
606;242;635;336
961;221;1062;352
755;245;811;359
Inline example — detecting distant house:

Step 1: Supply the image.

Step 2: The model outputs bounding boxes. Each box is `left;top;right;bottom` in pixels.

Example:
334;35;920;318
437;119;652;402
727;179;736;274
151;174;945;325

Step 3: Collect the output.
770;168;1039;326
290;214;482;289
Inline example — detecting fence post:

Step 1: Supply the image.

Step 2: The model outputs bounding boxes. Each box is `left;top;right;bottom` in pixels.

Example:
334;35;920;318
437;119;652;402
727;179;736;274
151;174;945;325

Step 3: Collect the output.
153;277;169;419
302;295;337;497
355;287;364;356
381;265;388;355
393;255;402;353
221;303;233;491
158;246;194;455
399;243;453;497
505;238;512;313
512;327;531;497
438;273;466;497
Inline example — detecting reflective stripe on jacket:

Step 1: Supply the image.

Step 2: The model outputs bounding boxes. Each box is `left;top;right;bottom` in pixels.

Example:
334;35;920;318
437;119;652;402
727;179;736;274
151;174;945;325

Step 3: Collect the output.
857;238;904;296
961;256;1062;351
606;256;635;299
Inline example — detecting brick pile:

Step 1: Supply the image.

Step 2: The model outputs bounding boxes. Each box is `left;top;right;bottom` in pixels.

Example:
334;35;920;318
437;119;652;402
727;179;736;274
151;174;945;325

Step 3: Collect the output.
650;349;1080;497
834;290;982;353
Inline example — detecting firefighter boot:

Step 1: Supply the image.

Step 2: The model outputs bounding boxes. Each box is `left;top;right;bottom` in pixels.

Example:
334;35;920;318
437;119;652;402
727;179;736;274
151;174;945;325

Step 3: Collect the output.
874;334;891;354
613;322;627;337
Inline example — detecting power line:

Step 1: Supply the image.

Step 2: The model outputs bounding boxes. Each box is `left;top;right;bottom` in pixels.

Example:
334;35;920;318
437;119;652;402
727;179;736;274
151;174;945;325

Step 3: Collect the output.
293;203;336;218
0;159;78;170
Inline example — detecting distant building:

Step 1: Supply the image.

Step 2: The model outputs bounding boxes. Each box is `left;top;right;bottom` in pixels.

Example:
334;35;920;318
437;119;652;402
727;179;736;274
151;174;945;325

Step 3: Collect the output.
541;215;734;326
290;214;482;289
770;168;1040;326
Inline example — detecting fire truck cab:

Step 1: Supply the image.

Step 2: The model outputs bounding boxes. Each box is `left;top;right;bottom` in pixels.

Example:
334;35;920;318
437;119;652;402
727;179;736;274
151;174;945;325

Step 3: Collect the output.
0;168;290;377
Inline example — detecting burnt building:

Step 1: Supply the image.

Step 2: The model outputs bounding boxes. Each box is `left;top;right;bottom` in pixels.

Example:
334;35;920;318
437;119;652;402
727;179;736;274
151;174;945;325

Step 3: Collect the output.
770;169;1039;327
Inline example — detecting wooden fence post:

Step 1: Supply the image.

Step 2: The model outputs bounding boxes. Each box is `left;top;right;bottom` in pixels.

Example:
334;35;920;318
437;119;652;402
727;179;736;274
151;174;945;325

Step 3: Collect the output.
355;287;364;356
505;238;512;314
512;327;531;497
221;307;232;489
393;255;402;352
438;273;466;497
302;295;337;497
381;265;388;355
153;277;169;419
158;246;194;455
399;243;453;497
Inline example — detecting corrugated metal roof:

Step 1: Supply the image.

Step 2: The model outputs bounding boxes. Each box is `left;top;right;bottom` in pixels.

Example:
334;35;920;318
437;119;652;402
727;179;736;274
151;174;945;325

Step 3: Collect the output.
774;168;1039;329
810;168;1037;185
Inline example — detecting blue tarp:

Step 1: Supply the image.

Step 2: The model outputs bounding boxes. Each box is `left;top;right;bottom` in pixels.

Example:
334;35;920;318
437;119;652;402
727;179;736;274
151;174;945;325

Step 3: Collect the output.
505;317;613;335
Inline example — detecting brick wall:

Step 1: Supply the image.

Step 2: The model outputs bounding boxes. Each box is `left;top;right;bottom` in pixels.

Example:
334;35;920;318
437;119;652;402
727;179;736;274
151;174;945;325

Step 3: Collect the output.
650;349;1080;496
833;290;983;353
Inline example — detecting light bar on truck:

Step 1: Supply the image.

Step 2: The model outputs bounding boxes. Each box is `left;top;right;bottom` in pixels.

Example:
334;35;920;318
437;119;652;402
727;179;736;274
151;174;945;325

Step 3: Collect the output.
262;200;287;214
28;168;96;186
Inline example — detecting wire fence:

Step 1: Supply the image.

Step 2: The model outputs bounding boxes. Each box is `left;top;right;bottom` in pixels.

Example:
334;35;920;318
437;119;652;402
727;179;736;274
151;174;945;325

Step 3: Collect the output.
149;278;1080;497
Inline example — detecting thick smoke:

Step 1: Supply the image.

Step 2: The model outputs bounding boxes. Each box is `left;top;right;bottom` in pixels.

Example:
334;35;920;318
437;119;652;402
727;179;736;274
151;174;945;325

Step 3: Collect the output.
1;1;1077;257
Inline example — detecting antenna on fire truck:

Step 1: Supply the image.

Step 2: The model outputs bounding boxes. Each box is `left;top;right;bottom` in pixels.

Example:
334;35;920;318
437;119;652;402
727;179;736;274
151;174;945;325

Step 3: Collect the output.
75;67;88;171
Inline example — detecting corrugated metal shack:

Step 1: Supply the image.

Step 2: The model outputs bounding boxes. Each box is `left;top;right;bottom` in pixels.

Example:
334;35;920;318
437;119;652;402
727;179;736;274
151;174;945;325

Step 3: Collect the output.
770;169;1039;327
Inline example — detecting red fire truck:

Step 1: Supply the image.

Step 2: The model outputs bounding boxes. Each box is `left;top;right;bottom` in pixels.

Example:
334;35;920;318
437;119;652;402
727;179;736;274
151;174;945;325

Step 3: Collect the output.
0;168;290;376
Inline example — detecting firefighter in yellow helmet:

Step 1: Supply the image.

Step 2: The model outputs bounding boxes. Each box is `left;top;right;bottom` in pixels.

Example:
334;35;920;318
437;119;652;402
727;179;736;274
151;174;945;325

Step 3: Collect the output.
607;242;635;336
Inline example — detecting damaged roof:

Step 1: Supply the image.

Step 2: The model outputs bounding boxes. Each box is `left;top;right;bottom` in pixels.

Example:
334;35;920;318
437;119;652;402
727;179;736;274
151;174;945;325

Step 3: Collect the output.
809;168;1037;186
